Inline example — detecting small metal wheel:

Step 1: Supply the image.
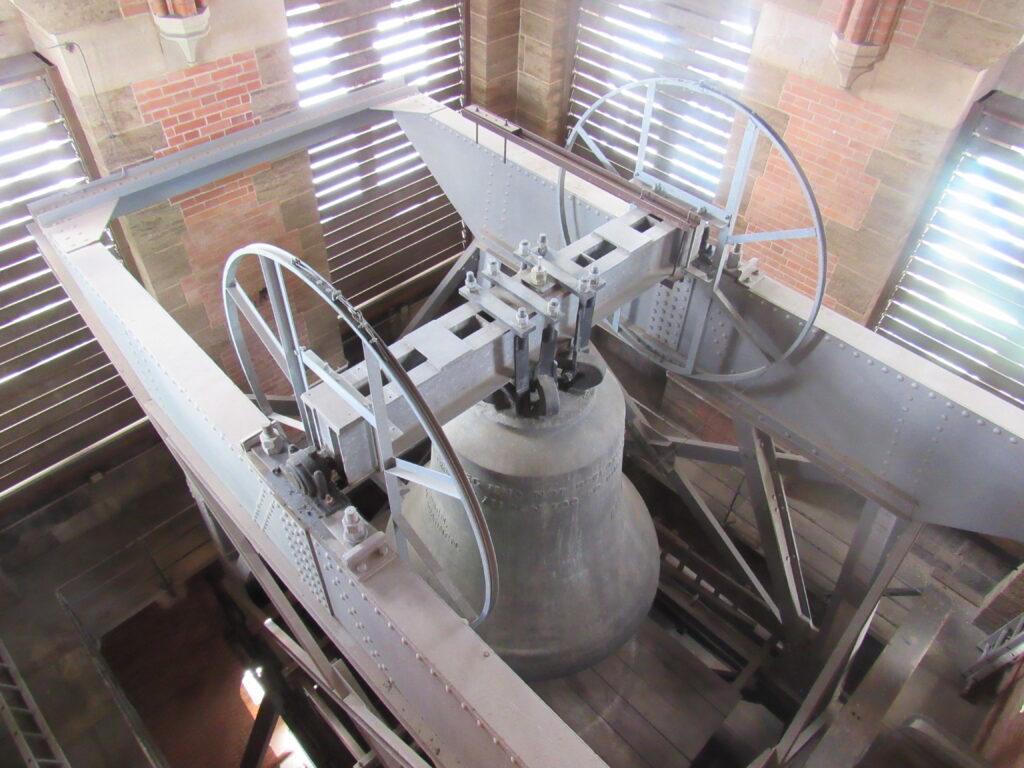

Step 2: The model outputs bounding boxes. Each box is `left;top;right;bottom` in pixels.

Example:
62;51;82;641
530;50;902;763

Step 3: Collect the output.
558;77;827;383
222;244;498;626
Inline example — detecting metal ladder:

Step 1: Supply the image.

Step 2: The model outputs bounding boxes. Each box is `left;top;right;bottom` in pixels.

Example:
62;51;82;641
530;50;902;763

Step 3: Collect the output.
0;640;70;767
965;612;1024;690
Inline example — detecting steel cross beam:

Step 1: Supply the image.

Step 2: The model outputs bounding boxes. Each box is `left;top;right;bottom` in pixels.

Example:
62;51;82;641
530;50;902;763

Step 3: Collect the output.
734;421;813;639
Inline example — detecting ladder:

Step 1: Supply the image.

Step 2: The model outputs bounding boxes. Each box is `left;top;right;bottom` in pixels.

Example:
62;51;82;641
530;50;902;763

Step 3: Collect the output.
0;639;70;767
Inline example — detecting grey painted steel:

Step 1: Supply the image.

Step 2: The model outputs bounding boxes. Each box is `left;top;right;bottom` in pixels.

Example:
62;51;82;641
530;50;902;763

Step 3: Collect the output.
560;77;827;382
617;274;1024;541
804;588;951;768
30;231;607;768
734;422;813;637
395;97;614;251
222;244;498;627
773;515;923;762
402;374;660;681
29;80;416;236
965;612;1024;688
0;640;71;768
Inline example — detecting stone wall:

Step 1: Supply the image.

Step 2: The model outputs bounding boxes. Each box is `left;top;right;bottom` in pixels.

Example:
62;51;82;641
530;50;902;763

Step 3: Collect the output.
739;0;1024;322
7;0;341;386
468;0;576;142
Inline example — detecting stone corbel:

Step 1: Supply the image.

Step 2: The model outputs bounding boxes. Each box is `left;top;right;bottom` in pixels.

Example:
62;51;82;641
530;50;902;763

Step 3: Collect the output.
830;33;886;89
830;0;905;89
152;5;210;66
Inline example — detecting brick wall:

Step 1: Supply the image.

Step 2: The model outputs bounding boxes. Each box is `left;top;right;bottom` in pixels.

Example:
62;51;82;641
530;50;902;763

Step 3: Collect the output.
101;36;340;390
122;156;336;390
132;52;261;153
739;0;1024;323
468;0;576;142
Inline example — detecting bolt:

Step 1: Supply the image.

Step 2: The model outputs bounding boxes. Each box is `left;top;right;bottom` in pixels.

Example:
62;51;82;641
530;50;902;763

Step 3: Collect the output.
547;297;561;318
536;234;548;256
260;424;287;455
515;307;530;331
486;259;500;278
342;505;369;546
516;239;530;259
464;271;479;293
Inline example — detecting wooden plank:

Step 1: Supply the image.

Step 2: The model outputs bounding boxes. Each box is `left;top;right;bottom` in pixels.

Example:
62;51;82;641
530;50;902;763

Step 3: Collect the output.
625;621;739;716
349;240;462;305
0;376;127;450
0;384;133;455
0;324;92;379
592;648;725;760
325;194;456;255
333;219;462;297
0;284;66;327
0;342;105;397
531;678;654;768
0;398;142;490
320;174;441;241
0;311;87;364
565;667;690;768
0;363;118;426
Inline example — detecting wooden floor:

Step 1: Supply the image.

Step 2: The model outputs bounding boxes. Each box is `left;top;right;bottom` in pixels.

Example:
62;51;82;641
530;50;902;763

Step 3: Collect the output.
531;620;739;768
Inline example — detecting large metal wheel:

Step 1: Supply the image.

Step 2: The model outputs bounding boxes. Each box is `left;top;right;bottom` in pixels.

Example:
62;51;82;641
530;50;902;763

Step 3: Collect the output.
222;244;498;626
559;77;827;383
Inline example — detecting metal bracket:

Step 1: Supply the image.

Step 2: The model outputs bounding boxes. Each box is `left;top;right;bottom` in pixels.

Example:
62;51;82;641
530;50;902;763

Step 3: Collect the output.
339;531;397;582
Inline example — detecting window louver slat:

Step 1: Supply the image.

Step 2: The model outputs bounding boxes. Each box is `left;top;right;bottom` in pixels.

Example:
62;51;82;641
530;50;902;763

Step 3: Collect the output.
0;55;141;499
569;0;756;208
285;0;466;309
878;93;1024;409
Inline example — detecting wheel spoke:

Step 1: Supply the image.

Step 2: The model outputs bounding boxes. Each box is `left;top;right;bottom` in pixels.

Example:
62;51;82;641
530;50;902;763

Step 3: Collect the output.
729;227;817;244
714;287;779;363
260;256;314;436
388;458;460;498
225;282;288;375
576;127;616;172
634;81;657;178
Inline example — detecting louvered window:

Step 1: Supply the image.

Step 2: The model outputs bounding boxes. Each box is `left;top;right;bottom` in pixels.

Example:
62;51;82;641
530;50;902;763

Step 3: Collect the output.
0;55;141;497
568;0;757;207
877;92;1024;409
284;0;466;307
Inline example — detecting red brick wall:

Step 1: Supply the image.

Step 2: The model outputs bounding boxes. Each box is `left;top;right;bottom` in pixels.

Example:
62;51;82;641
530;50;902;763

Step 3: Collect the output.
132;52;262;155
741;74;899;305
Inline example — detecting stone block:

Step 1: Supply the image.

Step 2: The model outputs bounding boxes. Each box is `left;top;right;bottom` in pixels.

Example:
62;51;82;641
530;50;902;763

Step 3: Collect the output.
470;0;520;16
918;6;1023;70
980;0;1024;27
9;0;120;35
142;244;191;290
521;9;558;46
281;191;321;232
155;283;187;312
885;114;954;166
825;219;901;282
743;57;788;107
862;183;923;240
256;40;294;86
866;148;931;198
470;8;519;42
251;80;299;121
517;70;565;116
520;0;570;20
121;202;186;254
252;150;314;205
77;85;144;135
770;0;823;16
826;264;878;319
852;41;985;128
100;122;167;170
170;303;211;335
751;3;834;83
471;34;519;80
519;34;565;82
